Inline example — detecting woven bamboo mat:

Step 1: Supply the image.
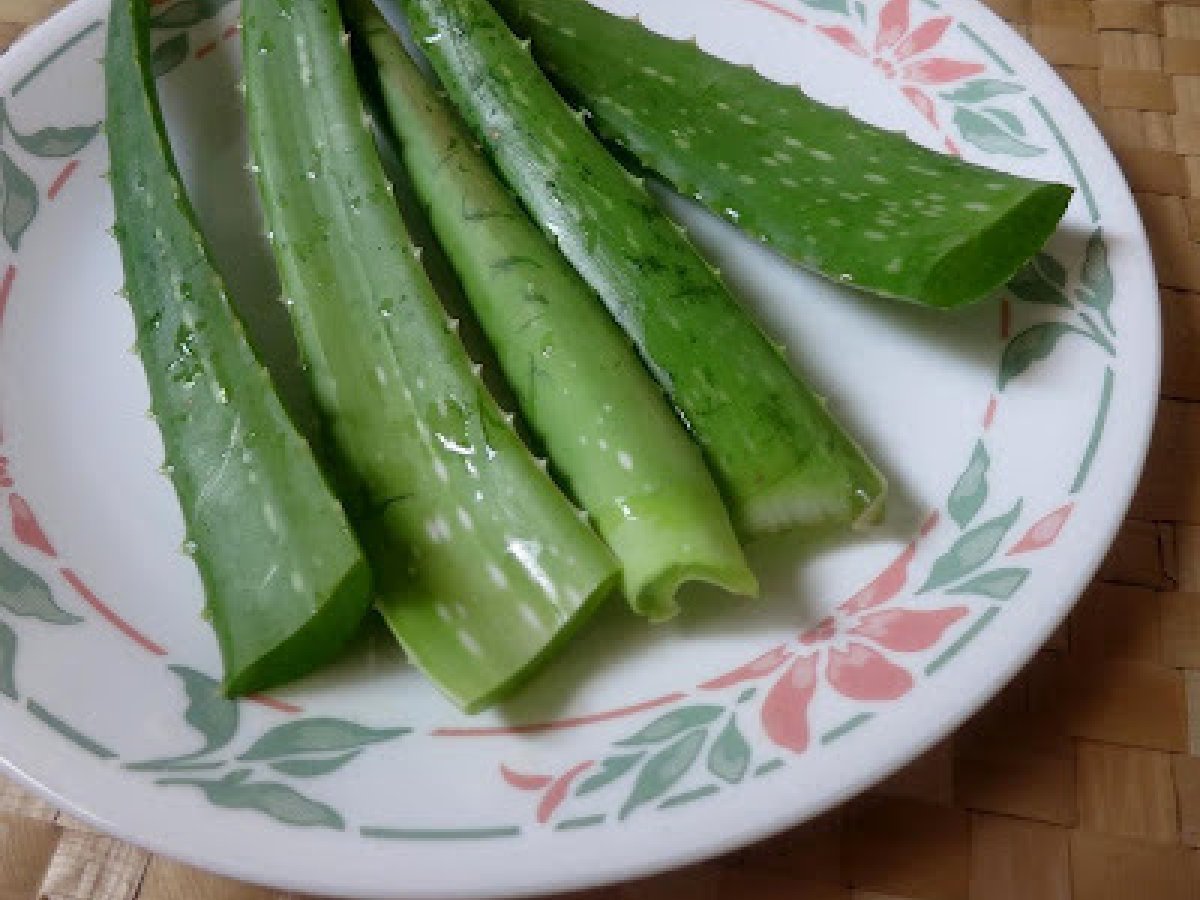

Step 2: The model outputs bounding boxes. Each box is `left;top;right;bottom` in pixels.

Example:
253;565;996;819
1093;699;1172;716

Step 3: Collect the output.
2;0;1199;897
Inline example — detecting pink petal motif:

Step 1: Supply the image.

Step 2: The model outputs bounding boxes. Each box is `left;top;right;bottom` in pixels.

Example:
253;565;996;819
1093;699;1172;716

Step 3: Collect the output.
839;542;917;615
875;0;911;54
850;606;969;652
921;510;941;536
800;616;837;645
816;25;869;58
901;57;986;85
0;455;11;488
761;653;819;753
537;760;593;823
827;642;913;702
10;494;55;558
1008;503;1074;555
946;136;962;157
893;16;953;61
699;644;793;690
500;763;552;792
901;86;939;127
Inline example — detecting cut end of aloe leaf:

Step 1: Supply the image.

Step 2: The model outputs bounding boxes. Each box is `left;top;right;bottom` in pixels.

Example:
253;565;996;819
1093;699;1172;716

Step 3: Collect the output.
221;557;374;696
923;182;1074;308
636;561;760;623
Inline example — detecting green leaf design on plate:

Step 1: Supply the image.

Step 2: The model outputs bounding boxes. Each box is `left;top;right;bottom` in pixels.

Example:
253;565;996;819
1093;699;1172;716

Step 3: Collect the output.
737;687;756;704
707;715;751;785
941;79;1023;104
919;500;1023;593
170;665;239;755
0;150;37;252
151;0;204;28
998;322;1079;390
948;440;990;529
947;567;1030;599
269;750;361;778
1077;228;1113;331
0;619;16;700
982;106;1026;136
801;0;849;13
10;122;100;159
576;752;644;796
0;547;80;624
151;34;189;77
161;769;344;829
1034;252;1067;289
615;705;724;747
953;107;1045;157
1007;258;1069;307
620;729;707;820
238;718;410;761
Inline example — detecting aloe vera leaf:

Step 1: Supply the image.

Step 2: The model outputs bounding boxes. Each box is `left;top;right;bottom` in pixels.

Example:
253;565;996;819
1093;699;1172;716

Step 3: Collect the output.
242;0;618;711
492;0;1073;309
398;0;886;535
344;0;756;620
105;0;372;694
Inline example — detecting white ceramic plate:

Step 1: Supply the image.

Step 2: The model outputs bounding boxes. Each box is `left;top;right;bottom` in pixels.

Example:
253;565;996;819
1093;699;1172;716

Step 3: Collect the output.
0;0;1158;896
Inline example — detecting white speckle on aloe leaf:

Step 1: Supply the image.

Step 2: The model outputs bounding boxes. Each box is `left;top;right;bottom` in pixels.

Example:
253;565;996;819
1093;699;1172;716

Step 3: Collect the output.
716;101;731;111
864;172;887;184
717;161;731;172
615;103;634;117
618;451;634;471
291;571;307;594
783;136;803;149
739;174;757;185
675;137;691;149
774;149;793;162
964;201;992;212
810;149;834;162
985;182;1007;191
458;629;483;656
864;230;886;241
596;438;609;450
640;65;660;77
487;563;508;589
426;516;451;543
435;604;453;624
374;366;388;386
886;257;904;273
738;113;758;125
928;192;946;201
432;458;449;483
781;176;799;188
826;217;844;228
518;603;542;630
820;175;836;186
262;502;280;534
457;507;474;531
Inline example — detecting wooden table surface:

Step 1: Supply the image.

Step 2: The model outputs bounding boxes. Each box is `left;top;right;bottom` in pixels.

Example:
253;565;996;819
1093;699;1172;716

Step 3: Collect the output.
3;0;1200;897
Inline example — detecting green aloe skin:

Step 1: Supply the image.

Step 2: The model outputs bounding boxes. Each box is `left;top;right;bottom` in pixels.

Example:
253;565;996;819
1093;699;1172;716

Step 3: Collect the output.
343;0;757;621
106;0;372;695
242;0;619;712
399;0;887;536
492;0;1073;310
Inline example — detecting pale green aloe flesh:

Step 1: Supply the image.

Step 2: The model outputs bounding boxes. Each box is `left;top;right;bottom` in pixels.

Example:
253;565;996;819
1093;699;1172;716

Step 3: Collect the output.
106;0;372;695
492;0;1073;310
399;0;886;535
344;0;757;620
242;0;619;711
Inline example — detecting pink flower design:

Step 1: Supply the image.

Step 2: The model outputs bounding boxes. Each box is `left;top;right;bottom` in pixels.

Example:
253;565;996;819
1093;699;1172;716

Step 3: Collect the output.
500;761;594;823
816;0;985;127
760;543;969;753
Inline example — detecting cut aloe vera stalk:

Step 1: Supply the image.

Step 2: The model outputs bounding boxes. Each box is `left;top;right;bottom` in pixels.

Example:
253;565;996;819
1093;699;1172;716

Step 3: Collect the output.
344;0;757;620
398;0;886;535
492;0;1072;309
106;0;372;694
243;0;618;711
